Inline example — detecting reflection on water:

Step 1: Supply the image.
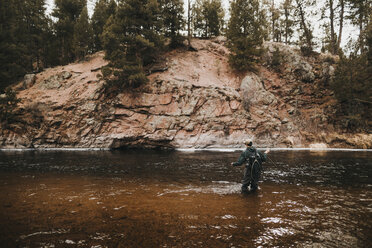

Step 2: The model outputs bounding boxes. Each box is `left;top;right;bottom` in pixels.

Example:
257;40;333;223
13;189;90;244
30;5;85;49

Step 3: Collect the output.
0;150;371;247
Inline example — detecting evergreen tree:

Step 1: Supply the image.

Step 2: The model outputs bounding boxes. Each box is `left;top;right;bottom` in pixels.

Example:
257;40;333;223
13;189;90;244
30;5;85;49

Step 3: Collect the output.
331;54;371;129
268;0;281;42
73;7;94;60
160;0;185;48
102;0;164;89
0;0;48;91
91;0;117;52
320;0;346;54
0;0;25;91
280;0;295;44
366;15;372;65
22;0;49;71
321;0;337;54
294;0;315;52
337;0;345;52
192;0;224;37
346;0;371;53
52;0;86;64
42;19;61;67
331;17;372;129
227;0;265;71
192;0;204;37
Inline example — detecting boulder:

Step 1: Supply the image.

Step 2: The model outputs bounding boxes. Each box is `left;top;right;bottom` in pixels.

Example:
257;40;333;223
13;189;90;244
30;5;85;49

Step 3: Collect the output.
240;73;277;108
263;42;315;83
39;71;72;90
23;74;36;89
293;62;315;82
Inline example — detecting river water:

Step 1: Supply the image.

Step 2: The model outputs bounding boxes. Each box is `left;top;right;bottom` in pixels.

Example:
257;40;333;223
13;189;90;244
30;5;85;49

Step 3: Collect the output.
0;150;371;247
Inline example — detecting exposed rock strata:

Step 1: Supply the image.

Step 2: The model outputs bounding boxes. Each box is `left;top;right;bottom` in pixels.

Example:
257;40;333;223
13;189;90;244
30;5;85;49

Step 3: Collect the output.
1;41;371;149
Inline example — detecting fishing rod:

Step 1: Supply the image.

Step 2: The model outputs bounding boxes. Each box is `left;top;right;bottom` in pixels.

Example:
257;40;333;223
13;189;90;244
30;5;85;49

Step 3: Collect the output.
267;155;277;166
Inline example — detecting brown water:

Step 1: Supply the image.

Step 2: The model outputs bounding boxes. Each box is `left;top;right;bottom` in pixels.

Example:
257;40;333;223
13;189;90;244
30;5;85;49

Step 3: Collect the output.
0;150;371;247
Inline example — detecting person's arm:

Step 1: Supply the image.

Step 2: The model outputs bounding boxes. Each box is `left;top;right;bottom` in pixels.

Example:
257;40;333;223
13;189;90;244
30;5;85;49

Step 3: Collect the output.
231;151;246;166
259;149;270;162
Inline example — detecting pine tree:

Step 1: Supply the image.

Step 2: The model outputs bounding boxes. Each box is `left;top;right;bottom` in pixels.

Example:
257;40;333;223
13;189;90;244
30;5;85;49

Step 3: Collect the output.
280;0;295;44
73;7;94;60
337;0;345;52
192;0;224;38
160;0;185;48
331;17;372;129
53;0;86;64
205;0;225;37
192;0;204;37
91;0;117;52
0;0;26;91
24;0;49;71
346;0;371;53
227;0;265;71
320;0;346;55
102;0;164;89
366;15;372;65
268;0;281;42
294;0;315;52
0;0;49;91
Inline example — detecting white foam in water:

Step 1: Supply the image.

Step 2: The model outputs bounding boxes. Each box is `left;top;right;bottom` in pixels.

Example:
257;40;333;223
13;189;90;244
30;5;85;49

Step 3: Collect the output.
261;217;283;224
158;182;241;196
19;229;70;240
221;215;236;220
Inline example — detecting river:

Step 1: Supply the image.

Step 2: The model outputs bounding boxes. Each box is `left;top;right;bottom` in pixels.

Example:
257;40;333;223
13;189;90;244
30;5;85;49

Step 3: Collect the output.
0;149;371;247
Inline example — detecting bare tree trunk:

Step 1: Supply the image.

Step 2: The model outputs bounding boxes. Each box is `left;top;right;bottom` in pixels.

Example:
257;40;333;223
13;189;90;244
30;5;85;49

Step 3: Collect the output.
187;0;191;48
272;0;275;41
359;12;364;53
329;0;336;54
284;6;289;44
336;0;344;53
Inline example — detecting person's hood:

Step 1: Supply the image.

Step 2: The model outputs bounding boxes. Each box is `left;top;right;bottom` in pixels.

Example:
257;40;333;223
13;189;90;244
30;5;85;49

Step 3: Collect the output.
247;146;256;152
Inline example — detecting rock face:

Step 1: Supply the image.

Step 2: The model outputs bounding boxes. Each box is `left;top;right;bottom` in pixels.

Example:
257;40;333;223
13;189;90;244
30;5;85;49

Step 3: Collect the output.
0;41;370;149
241;73;277;107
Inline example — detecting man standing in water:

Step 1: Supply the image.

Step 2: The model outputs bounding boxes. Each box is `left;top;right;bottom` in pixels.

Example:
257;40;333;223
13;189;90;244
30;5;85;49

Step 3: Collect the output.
231;140;270;193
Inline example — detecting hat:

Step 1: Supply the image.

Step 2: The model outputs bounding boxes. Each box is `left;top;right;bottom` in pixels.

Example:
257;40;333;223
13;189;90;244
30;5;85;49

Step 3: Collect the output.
244;139;253;146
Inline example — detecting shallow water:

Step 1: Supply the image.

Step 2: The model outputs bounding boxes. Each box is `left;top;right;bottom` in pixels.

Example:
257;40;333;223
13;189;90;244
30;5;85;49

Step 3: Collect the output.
0;150;371;247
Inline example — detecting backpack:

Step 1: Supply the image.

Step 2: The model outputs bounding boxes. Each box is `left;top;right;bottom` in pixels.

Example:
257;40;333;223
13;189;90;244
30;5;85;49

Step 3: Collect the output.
245;148;262;168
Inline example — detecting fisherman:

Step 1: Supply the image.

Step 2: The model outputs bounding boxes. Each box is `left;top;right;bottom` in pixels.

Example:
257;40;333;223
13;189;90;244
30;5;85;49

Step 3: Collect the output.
231;139;270;193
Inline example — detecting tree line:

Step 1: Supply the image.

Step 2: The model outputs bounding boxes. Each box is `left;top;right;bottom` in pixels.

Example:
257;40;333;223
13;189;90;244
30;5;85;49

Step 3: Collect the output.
0;0;371;128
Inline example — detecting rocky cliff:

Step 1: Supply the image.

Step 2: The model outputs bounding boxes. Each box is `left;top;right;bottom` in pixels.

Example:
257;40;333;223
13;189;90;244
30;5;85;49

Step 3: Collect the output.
1;39;371;149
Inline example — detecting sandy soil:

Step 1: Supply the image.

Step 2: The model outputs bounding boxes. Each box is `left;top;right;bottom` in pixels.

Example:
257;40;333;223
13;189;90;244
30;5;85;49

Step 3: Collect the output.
149;39;241;89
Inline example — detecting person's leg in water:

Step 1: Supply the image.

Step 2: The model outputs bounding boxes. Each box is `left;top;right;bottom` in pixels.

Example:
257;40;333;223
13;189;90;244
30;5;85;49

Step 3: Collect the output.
250;162;261;192
241;165;252;193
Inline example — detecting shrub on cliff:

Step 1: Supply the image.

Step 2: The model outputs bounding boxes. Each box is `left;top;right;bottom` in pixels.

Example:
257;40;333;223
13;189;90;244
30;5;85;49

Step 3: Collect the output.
331;19;372;130
0;88;20;126
331;54;371;130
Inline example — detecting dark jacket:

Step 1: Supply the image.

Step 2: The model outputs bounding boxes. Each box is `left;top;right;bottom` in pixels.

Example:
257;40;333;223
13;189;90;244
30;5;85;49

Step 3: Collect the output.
233;146;267;167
